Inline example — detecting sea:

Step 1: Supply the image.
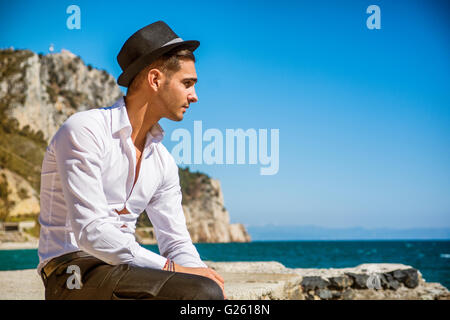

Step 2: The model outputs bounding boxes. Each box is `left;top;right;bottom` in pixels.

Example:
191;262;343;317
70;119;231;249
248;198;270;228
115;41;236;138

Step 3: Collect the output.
1;240;449;290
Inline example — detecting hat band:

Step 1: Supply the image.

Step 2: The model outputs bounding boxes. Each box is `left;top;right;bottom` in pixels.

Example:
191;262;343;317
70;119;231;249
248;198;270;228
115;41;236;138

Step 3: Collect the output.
162;37;183;47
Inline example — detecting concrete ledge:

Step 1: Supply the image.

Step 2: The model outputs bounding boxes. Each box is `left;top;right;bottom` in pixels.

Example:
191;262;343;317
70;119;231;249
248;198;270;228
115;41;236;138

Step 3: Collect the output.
0;269;44;300
0;262;449;300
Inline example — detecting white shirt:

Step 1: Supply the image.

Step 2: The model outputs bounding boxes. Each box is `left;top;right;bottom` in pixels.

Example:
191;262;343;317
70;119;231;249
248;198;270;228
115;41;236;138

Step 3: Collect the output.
37;97;206;274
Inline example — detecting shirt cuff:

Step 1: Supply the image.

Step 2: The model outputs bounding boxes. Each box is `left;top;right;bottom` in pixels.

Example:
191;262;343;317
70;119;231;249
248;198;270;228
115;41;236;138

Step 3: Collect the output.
130;245;167;270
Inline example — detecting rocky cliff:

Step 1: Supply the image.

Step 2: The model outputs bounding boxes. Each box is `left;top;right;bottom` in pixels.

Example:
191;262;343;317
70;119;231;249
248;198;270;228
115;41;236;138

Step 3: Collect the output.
0;48;123;143
180;169;250;243
136;170;251;244
0;168;40;218
0;48;250;243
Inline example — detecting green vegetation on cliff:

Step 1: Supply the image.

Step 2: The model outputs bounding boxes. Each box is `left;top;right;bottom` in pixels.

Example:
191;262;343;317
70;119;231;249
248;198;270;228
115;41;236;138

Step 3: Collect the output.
0;49;47;196
179;166;211;204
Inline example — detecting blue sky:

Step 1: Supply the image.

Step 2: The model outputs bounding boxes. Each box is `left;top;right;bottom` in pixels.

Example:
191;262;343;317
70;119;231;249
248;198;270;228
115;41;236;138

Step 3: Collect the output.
1;0;449;229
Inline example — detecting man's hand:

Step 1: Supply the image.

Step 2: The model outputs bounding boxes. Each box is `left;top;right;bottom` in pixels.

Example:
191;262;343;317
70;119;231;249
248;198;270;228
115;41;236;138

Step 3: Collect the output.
173;263;227;299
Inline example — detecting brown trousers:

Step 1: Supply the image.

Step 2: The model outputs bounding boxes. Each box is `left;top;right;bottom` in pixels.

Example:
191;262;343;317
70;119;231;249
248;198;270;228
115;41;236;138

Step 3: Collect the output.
41;252;224;300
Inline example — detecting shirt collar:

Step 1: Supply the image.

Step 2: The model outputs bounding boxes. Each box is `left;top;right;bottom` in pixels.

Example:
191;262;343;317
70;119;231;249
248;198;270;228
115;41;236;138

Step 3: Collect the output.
110;96;165;144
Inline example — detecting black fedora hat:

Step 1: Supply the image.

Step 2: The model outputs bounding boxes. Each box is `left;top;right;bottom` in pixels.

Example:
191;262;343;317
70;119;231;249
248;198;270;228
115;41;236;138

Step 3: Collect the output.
117;21;200;87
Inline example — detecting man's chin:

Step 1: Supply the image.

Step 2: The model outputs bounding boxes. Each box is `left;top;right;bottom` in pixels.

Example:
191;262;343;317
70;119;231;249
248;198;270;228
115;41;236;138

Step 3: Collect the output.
166;114;184;122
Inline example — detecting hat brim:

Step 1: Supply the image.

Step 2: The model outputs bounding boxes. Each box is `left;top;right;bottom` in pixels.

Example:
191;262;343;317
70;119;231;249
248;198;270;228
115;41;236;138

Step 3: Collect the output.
117;40;200;87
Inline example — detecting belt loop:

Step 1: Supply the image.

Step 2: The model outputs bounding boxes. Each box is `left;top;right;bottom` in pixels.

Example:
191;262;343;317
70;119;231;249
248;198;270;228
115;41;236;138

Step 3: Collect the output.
41;269;48;287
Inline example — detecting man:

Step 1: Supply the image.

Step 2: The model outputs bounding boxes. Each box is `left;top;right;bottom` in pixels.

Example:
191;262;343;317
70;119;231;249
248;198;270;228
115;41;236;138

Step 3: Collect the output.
38;21;226;300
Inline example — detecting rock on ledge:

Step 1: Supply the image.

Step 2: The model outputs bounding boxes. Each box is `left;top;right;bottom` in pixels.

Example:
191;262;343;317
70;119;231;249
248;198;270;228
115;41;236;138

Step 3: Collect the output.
206;262;450;300
0;262;448;300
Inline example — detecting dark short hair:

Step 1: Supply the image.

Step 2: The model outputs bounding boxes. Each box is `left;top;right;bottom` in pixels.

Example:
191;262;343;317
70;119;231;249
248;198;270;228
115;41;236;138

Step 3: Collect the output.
127;48;195;94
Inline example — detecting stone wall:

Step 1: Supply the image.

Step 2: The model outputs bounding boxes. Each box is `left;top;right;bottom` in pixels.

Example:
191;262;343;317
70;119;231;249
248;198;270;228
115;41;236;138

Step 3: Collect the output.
207;262;450;300
0;262;448;300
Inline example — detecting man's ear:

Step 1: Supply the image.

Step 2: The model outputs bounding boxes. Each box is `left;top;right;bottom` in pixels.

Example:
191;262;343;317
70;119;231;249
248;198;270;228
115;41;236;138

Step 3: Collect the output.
148;69;162;91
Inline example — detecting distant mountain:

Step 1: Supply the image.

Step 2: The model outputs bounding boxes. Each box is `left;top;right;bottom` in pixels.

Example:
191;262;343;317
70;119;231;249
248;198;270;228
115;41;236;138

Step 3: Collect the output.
247;224;450;240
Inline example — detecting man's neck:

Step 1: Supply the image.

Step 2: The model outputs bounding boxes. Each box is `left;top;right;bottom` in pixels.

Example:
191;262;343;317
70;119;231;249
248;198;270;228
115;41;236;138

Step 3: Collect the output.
124;94;161;149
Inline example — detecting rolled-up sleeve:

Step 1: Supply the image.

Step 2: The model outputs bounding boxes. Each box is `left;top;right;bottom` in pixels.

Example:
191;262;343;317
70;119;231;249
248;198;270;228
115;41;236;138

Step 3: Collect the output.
145;148;207;268
54;114;167;269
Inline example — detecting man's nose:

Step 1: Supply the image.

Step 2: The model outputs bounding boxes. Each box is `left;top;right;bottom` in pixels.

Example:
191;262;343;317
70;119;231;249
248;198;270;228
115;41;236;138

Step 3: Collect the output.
188;88;198;103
